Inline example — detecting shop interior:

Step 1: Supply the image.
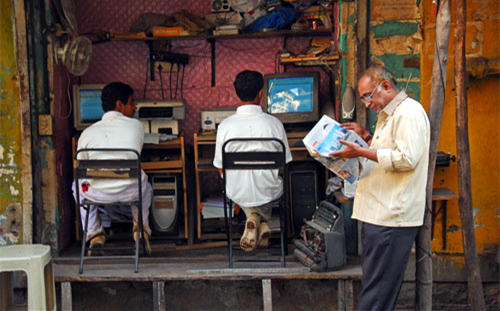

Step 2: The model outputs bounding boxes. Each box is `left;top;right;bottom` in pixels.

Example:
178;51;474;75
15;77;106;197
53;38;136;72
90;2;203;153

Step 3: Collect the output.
52;0;344;261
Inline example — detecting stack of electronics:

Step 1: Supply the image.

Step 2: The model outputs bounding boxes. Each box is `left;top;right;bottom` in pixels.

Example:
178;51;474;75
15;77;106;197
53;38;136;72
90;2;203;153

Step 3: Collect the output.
199;71;320;133
135;99;185;136
262;71;319;130
293;200;346;272
72;84;186;137
200;107;236;132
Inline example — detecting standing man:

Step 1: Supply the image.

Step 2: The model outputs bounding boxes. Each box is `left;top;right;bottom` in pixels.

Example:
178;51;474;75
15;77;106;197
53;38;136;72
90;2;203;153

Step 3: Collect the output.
331;65;430;310
73;82;153;254
213;70;292;251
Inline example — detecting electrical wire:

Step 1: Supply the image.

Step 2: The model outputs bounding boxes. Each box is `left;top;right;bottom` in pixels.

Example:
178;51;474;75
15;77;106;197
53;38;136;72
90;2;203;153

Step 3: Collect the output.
159;68;165;100
169;64;173;100
174;65;179;99
404;72;413;92
58;70;73;119
180;64;185;99
143;57;149;98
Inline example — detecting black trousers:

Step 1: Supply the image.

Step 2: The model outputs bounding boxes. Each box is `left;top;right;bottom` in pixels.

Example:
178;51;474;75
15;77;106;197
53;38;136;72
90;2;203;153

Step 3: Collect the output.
357;222;420;311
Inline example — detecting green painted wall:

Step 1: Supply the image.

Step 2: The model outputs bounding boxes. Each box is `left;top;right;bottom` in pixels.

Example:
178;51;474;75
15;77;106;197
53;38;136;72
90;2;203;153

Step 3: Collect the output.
0;0;22;245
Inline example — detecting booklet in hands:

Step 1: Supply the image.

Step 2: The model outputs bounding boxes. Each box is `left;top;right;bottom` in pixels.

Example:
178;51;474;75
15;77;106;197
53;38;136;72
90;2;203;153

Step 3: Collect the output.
303;115;368;184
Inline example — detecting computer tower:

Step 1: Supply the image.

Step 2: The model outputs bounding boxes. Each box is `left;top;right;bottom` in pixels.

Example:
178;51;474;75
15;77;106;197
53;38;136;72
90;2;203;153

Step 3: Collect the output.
150;174;179;234
289;165;319;236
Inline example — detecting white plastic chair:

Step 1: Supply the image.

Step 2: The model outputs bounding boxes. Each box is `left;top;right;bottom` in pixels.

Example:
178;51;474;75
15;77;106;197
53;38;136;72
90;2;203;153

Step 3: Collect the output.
0;244;56;311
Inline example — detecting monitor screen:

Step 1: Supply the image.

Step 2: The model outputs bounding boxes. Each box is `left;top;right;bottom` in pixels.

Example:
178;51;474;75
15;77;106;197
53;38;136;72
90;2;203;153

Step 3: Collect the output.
266;76;315;114
73;84;105;130
262;72;319;125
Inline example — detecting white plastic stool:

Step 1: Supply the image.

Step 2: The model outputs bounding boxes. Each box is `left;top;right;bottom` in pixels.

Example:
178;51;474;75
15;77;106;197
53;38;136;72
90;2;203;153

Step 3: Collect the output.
0;244;56;311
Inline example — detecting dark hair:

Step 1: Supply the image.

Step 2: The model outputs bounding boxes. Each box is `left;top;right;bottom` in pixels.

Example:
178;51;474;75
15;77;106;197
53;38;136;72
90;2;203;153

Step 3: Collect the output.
233;70;264;102
101;82;134;112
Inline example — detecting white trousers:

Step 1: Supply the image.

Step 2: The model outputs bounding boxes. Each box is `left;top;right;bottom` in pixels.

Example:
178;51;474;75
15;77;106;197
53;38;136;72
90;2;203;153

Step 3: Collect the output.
72;180;152;241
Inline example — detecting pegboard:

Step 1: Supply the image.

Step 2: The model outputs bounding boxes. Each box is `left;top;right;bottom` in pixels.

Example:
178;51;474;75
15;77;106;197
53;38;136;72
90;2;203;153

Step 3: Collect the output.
75;0;335;144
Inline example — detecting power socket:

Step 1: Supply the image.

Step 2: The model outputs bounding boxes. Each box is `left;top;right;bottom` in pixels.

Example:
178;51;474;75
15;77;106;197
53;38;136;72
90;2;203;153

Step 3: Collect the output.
154;61;178;73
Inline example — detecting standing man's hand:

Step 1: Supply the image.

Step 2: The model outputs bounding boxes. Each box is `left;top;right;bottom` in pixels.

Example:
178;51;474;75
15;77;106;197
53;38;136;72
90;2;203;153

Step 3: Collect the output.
341;122;367;136
341;122;372;143
330;140;363;158
330;140;378;162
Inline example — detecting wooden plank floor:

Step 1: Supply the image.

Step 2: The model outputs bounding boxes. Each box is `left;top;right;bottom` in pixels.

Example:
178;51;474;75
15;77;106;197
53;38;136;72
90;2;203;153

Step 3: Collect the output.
53;246;362;310
53;255;362;282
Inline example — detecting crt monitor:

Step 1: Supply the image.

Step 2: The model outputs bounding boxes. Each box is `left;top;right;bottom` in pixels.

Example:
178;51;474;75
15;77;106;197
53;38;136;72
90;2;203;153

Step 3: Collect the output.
262;72;320;125
73;84;105;130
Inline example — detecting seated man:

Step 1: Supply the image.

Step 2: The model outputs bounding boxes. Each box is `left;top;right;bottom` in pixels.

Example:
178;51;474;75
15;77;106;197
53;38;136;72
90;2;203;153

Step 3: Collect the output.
73;81;153;254
213;70;293;251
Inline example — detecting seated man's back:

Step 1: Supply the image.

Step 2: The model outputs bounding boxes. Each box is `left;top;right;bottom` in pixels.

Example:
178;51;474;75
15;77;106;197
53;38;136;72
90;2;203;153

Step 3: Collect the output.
213;70;292;252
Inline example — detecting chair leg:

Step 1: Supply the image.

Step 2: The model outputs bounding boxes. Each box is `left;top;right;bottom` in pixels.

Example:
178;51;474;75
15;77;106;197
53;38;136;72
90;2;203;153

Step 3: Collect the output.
135;216;142;273
224;200;233;268
279;207;286;268
79;206;90;274
27;265;47;310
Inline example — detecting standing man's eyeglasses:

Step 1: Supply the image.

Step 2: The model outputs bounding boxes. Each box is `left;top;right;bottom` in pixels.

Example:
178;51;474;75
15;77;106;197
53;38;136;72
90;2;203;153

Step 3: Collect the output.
361;82;383;104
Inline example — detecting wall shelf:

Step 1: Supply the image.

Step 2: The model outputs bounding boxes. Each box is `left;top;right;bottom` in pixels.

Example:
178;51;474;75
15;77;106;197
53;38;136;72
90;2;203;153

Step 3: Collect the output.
104;29;333;42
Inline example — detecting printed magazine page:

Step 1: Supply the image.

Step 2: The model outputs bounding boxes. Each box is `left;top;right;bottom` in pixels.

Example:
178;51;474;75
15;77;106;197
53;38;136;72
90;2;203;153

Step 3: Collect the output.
303;115;368;184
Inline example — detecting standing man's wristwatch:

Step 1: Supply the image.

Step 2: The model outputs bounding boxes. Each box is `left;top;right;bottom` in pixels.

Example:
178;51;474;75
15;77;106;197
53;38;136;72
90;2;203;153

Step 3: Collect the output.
364;133;373;142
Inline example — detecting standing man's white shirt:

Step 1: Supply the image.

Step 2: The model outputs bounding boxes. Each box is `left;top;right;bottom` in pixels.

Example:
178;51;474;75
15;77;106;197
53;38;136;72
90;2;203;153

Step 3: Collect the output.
213;105;292;207
77;111;147;194
352;91;430;227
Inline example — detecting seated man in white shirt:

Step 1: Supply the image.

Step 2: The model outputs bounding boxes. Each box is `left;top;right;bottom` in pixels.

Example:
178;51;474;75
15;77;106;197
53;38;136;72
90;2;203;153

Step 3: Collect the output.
73;82;153;254
213;70;293;251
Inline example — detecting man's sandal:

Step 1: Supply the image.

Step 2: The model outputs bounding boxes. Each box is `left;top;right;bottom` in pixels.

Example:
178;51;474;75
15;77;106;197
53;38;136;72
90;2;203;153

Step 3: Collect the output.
133;223;152;255
257;221;271;248
89;233;106;256
240;213;260;252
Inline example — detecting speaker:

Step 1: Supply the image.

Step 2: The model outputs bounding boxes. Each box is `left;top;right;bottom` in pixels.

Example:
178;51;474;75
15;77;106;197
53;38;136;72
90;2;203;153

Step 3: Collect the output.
150;174;179;234
211;0;230;13
289;167;319;235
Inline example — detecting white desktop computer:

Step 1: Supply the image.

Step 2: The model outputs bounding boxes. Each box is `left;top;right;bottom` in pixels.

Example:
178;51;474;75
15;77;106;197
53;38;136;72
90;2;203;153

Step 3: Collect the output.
150;174;179;234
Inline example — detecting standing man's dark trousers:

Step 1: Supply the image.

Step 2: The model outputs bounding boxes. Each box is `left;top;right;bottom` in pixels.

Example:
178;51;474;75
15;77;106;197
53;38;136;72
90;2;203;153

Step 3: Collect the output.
357;222;420;311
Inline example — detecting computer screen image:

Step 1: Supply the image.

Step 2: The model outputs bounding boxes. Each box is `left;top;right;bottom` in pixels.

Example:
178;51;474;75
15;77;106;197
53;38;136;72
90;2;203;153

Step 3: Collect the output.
73;84;105;130
262;72;319;125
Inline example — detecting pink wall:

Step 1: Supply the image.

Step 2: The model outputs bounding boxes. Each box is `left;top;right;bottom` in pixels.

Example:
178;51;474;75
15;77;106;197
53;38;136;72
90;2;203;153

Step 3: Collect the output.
76;0;332;144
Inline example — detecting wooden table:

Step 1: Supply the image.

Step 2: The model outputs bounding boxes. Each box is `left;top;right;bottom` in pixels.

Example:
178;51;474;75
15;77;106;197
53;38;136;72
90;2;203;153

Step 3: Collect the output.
334;187;458;250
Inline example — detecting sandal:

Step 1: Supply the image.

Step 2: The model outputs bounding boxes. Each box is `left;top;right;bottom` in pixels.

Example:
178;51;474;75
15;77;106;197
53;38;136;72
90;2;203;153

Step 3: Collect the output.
257;221;271;248
89;233;106;256
133;223;152;255
240;213;260;252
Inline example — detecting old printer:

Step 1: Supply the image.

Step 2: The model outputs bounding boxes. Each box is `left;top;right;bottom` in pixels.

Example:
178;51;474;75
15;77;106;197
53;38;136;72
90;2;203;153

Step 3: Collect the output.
294;200;346;272
135;99;185;135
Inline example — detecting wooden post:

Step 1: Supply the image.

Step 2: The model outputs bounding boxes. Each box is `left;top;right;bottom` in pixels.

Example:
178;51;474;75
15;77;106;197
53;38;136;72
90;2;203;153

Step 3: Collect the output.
61;282;72;311
454;0;487;310
356;0;368;128
416;1;451;310
338;279;354;311
262;279;272;311
153;281;166;311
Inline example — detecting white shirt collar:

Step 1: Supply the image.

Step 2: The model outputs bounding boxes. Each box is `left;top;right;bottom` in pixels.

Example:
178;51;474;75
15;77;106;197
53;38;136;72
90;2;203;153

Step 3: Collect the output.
381;90;408;116
101;111;124;120
236;104;263;114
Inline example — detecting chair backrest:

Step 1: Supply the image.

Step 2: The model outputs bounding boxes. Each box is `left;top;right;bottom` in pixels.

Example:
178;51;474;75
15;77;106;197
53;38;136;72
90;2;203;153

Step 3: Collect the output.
222;137;286;171
75;148;142;179
74;148;142;204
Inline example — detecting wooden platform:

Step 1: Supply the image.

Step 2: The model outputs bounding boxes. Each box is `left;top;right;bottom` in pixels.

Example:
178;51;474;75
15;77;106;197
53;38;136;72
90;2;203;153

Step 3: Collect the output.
53;255;362;311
